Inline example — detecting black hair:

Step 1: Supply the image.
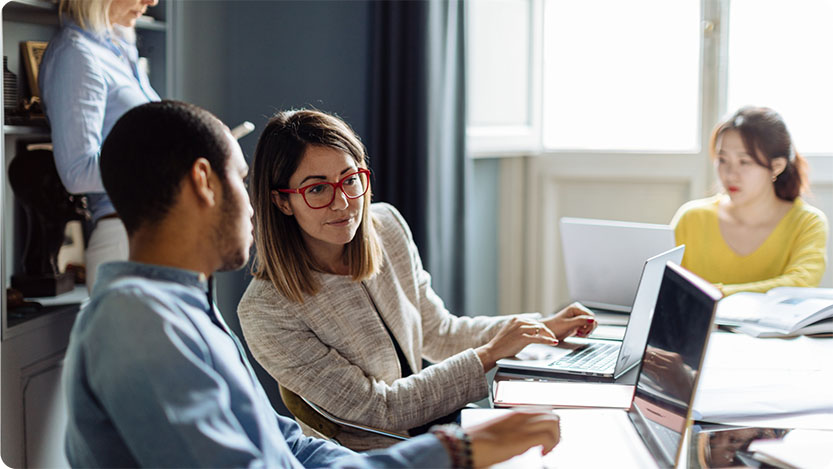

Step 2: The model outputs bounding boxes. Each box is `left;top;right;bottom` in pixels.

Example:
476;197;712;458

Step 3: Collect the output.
100;100;231;234
711;106;809;201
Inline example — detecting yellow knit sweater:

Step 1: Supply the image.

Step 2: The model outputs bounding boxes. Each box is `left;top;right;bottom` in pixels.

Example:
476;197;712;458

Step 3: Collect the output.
671;195;828;296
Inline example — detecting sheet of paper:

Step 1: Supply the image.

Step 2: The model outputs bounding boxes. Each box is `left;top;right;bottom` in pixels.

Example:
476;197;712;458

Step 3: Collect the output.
768;287;833;299
693;373;833;421
541;409;659;469
749;429;833;468
702;332;832;372
713;412;833;431
693;332;833;420
493;380;634;409
462;408;659;469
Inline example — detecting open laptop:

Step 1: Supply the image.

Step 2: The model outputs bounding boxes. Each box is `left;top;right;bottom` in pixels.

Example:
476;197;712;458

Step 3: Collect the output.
561;217;676;314
496;245;684;381
468;262;722;468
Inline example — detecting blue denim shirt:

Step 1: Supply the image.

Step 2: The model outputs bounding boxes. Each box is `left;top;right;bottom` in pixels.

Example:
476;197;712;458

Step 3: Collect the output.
63;261;451;468
39;21;160;222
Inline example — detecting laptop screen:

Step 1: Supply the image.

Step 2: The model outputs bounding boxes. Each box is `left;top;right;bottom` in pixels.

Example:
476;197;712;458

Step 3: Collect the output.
627;262;721;467
560;217;676;313
615;245;685;377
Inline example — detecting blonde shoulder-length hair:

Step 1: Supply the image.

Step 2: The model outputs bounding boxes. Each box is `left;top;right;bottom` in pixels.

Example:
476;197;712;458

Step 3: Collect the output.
250;109;383;303
59;0;112;33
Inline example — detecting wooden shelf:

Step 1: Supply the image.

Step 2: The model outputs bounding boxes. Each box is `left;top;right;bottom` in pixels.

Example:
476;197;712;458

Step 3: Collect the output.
1;0;59;26
4;285;87;336
6;301;80;329
4;0;56;12
26;284;88;306
3;124;50;136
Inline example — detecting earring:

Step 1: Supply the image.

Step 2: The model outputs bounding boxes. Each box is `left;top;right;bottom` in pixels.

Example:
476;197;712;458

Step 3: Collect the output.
772;174;778;182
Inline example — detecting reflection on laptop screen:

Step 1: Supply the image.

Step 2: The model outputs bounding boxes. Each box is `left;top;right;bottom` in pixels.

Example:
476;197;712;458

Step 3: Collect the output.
627;262;720;467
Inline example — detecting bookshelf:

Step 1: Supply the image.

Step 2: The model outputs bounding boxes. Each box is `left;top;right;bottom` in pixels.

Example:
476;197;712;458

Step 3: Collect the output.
0;1;173;466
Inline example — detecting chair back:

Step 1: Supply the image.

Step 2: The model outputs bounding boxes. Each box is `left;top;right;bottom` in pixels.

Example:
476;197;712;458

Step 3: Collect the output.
278;385;409;441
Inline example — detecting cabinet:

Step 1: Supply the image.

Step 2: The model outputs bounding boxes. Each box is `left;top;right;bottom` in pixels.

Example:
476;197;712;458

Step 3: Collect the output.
1;1;173;466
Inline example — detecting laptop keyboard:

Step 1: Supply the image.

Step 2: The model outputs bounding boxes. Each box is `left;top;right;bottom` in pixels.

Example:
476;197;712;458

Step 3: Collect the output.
550;342;618;372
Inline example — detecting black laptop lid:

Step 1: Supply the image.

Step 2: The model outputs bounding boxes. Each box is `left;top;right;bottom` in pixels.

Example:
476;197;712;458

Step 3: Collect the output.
627;262;722;467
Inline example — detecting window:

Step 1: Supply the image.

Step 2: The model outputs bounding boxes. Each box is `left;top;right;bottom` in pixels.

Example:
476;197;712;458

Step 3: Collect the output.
727;0;833;155
542;0;700;152
467;0;532;128
467;0;833;157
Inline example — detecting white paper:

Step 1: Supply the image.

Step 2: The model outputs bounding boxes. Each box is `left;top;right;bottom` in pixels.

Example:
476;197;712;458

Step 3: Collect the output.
493;380;634;409
767;287;833;300
693;332;833;421
749;429;833;468
462;408;659;469
714;412;833;431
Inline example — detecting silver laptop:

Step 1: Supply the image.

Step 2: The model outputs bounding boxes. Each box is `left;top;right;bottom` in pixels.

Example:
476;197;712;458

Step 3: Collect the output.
561;217;676;313
467;262;722;468
496;246;684;380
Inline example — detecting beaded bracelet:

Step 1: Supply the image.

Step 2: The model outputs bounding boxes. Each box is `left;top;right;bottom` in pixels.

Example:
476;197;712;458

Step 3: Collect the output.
430;424;473;469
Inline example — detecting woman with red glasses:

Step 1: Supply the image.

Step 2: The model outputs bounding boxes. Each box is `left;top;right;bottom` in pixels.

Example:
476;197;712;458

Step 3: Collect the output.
238;109;595;451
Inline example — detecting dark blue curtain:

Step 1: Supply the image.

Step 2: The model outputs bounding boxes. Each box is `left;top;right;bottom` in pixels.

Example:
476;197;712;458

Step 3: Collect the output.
367;0;469;315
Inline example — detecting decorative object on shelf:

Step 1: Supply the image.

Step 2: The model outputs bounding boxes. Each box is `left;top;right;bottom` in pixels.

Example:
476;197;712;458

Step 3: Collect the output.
20;40;48;118
8;142;89;298
6;287;23;308
64;263;87;285
58;220;87;284
3;56;19;113
5;287;42;318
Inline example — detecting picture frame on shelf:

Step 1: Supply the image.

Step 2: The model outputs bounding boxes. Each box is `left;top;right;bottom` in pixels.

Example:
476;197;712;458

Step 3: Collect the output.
20;40;48;114
21;40;48;98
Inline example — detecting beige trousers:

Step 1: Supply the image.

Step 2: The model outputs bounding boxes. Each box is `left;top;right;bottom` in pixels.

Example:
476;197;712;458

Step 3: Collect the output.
85;218;129;292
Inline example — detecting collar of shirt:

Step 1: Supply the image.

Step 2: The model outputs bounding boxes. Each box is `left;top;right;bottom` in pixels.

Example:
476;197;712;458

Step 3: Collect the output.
94;261;242;353
94;261;209;297
64;18;134;55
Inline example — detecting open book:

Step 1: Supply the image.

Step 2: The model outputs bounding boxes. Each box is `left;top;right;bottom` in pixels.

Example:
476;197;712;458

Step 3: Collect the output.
715;287;833;337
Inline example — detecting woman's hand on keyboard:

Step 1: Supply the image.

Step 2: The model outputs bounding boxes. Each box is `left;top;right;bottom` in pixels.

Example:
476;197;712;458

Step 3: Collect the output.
475;318;559;371
543;302;597;339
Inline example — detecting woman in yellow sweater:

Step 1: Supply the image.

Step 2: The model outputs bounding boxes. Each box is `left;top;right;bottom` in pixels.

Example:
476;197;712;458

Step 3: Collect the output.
671;107;828;296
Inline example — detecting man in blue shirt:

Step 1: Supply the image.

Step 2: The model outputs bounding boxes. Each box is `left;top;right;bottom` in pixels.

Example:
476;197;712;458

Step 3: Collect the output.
63;100;561;468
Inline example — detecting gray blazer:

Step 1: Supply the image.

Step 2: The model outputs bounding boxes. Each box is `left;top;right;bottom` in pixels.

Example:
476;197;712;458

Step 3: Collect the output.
238;203;528;450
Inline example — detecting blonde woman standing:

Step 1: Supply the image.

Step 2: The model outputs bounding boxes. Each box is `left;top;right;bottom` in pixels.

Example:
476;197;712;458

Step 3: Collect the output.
39;0;160;290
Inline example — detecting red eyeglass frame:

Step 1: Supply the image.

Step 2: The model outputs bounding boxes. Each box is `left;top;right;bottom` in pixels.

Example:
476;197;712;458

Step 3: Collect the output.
276;169;371;209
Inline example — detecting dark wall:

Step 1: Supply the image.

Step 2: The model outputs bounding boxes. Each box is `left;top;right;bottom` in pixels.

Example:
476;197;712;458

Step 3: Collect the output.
175;0;373;416
465;158;500;316
173;0;501;419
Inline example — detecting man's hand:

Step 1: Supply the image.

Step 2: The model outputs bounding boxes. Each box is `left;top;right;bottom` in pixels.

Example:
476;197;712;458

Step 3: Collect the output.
468;411;561;468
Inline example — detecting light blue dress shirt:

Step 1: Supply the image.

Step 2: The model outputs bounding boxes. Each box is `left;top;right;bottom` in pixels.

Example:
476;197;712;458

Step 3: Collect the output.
62;261;451;468
39;20;160;223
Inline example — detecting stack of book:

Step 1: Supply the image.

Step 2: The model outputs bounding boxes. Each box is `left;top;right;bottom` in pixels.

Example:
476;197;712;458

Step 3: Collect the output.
715;287;833;338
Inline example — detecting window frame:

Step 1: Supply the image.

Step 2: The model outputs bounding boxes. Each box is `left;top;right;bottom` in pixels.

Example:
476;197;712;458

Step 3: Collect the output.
466;0;725;161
